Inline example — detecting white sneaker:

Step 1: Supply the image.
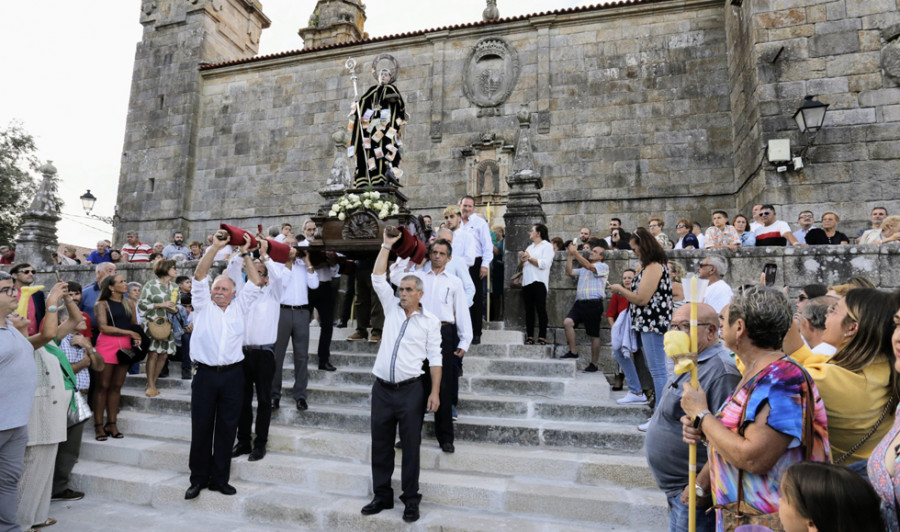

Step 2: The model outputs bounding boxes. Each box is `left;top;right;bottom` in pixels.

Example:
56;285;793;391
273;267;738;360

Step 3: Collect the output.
617;392;649;405
310;319;320;327
637;419;651;432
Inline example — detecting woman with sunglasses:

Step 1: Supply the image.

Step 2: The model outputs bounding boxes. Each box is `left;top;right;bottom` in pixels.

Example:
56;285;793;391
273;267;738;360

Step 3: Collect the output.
784;288;899;466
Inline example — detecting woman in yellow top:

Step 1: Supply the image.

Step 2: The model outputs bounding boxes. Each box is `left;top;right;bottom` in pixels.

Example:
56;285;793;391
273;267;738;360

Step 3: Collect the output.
784;287;899;464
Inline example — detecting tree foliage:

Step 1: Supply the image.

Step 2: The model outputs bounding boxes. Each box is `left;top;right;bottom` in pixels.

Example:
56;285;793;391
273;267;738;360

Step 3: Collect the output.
0;122;40;246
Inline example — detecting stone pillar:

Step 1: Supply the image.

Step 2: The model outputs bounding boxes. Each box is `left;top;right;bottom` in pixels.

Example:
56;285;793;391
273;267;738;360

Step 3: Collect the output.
15;161;61;269
503;105;545;329
299;0;367;49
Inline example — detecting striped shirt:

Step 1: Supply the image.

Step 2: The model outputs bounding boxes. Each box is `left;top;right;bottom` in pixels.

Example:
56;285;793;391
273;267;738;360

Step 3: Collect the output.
122;242;153;262
574;262;609;301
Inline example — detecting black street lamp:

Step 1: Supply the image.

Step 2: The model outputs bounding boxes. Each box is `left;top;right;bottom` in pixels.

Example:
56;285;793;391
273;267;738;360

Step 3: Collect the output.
79;189;115;225
793;95;829;136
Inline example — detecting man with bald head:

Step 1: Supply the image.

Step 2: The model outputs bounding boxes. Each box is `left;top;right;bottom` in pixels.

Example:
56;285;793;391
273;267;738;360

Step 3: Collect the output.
644;302;740;532
185;230;262;500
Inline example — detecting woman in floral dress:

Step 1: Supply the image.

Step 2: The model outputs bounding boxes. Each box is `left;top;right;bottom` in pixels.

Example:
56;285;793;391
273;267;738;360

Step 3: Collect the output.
138;259;179;397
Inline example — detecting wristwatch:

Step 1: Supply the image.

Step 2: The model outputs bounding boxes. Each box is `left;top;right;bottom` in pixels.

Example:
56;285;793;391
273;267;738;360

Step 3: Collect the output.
380;243;391;251
695;483;708;498
241;252;251;258
693;409;712;429
47;305;58;313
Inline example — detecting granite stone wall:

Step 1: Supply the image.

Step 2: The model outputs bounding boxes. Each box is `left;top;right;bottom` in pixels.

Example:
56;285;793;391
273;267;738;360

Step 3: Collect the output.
114;0;900;259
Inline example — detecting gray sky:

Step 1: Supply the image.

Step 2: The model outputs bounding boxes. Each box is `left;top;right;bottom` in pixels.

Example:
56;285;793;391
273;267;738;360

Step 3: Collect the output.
1;0;595;247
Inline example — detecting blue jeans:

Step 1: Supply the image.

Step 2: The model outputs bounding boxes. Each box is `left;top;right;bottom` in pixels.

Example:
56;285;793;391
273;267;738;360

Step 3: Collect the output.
640;331;668;407
667;493;715;532
613;347;643;395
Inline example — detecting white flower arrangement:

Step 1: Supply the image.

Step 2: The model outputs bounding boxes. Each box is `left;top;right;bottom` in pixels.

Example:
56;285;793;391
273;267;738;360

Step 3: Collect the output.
328;190;401;220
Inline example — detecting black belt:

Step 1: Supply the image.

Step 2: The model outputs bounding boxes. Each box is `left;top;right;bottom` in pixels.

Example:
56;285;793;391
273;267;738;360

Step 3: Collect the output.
243;344;275;353
441;321;455;327
376;376;422;390
195;361;242;372
280;304;310;310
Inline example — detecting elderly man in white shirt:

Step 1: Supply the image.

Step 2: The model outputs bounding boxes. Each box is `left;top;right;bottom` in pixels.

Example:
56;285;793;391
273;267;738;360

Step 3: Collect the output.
390;236;471;454
698;255;733;313
227;240;291;463
361;229;442;524
272;242;319;411
458;195;493;344
185;231;261;501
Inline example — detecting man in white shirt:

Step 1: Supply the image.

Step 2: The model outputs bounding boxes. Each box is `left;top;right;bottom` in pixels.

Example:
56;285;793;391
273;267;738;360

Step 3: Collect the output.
300;220;338;372
426;228;475;307
272;242;319;411
458;196;493;344
799;295;838;355
228;240;290;463
698;255;733;313
361;229;442;524
390;237;471;453
185;231;261;500
273;222;292;243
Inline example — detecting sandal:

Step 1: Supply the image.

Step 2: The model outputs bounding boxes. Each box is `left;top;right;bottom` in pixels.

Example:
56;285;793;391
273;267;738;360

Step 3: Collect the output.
537;338;547;345
94;423;108;441
33;518;57;528
145;388;160;397
104;421;124;439
524;337;535;345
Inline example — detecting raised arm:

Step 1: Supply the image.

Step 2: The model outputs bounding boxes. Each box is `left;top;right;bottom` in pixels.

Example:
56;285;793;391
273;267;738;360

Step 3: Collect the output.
195;229;230;282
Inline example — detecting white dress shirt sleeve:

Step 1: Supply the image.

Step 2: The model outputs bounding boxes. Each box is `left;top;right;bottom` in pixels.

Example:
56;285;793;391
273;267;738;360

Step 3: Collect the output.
372;272;399;309
534;241;554;270
389;258;412;286
265;259;286;302
452;278;473;350
236;281;262;314
453;258;476;307
192;276;211;312
425;316;443;369
475;216;494;266
226;254;245;293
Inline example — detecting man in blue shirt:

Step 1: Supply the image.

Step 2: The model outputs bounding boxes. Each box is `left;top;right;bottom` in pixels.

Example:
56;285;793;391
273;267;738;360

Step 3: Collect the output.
85;240;113;264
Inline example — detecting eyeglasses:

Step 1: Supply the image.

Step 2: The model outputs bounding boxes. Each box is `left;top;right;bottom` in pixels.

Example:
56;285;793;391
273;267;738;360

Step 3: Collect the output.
676;224;686;229
16;269;34;275
798;294;808;301
0;287;16;296
698;263;713;269
670;322;711;332
760;211;772;216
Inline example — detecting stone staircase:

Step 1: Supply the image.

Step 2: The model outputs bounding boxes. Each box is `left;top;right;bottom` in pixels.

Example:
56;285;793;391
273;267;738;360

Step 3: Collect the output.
65;327;667;531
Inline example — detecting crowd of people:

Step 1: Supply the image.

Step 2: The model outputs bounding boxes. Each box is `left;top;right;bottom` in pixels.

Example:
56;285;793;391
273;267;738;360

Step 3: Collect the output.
3;197;900;529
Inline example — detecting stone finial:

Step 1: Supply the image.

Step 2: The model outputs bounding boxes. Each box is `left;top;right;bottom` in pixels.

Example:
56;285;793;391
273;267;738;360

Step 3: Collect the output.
483;0;499;21
15;159;62;268
516;103;531;127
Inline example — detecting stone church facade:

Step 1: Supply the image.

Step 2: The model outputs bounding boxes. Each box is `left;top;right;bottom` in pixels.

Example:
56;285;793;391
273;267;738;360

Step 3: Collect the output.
116;0;900;244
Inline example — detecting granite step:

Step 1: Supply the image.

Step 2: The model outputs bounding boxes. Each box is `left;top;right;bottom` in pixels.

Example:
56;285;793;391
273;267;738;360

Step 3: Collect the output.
83;410;656;489
50;493;651;532
122;376;649;424
314;326;524;346
300;339;557;360
72;436;665;528
116;388;647;451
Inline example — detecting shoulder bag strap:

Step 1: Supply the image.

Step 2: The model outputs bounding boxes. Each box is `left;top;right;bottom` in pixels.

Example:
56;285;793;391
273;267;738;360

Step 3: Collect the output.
781;357;817;460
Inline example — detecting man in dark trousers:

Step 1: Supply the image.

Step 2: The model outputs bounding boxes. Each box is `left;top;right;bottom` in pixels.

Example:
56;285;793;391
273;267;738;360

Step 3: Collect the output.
389;238;471;453
361;228;441;523
458;195;492;344
184;231;261;500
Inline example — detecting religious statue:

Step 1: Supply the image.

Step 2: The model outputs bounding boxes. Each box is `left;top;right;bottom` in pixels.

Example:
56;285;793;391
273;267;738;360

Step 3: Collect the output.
347;55;407;188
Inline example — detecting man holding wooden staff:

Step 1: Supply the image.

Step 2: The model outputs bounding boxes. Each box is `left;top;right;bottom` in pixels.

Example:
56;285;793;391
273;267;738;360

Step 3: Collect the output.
647;302;740;531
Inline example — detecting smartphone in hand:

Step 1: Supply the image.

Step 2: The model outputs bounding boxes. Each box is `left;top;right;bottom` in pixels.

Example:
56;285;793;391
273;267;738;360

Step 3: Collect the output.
763;263;777;287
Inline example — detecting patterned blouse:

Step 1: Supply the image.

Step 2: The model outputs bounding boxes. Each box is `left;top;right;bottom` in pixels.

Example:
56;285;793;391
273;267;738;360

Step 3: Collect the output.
704;225;740;248
708;358;831;532
137;278;178;354
868;404;900;532
630;263;672;334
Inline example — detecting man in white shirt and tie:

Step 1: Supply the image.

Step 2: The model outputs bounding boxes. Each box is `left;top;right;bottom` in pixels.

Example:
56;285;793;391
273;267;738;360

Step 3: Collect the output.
228;240;291;463
185;231;262;500
458;196;493;344
361;229;442;524
272;242;319;411
390;236;472;453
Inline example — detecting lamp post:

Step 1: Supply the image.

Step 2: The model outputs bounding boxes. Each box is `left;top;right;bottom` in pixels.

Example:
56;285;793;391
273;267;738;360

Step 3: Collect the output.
79;189;116;225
